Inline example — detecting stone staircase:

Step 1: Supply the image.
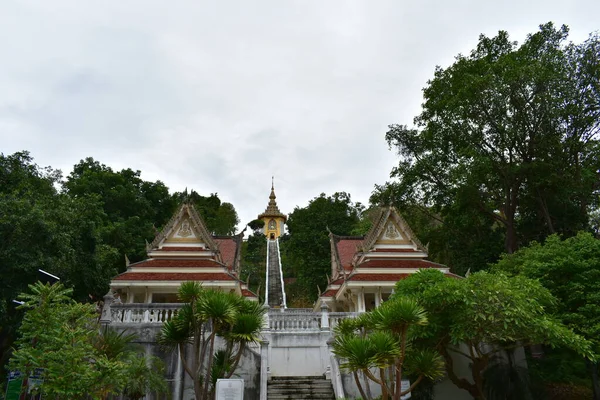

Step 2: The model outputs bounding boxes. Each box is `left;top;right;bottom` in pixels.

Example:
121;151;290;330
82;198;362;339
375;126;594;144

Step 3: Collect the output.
267;376;335;400
267;239;285;308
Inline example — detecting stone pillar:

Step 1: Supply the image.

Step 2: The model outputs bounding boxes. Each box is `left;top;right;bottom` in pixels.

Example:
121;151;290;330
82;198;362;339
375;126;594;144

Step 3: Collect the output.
99;290;114;326
375;287;382;308
260;340;270;400
320;303;330;330
327;337;345;398
357;288;366;313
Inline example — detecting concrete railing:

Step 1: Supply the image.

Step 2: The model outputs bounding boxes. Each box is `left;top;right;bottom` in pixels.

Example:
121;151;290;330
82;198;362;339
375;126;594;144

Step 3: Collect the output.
267;309;358;332
109;303;181;324
102;300;359;330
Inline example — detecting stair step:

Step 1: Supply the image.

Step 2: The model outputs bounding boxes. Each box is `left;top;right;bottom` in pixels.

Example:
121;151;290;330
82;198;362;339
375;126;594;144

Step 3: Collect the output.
271;376;325;380
267;396;334;399
269;381;332;385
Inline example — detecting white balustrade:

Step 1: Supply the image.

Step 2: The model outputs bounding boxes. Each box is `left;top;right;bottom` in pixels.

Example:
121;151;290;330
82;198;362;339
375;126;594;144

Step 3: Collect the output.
109;303;181;324
108;303;358;331
267;310;358;332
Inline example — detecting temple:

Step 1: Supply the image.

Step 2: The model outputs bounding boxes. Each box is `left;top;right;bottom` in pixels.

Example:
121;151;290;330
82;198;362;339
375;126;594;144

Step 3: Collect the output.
316;205;457;312
109;201;256;303
103;188;471;400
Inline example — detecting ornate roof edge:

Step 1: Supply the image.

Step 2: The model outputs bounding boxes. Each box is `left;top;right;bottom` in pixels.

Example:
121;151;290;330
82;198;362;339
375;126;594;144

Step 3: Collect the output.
359;205;427;253
148;202;219;253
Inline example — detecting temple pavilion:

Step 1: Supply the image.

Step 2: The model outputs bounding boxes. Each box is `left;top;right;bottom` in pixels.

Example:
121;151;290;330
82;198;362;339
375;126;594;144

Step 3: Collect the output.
316;205;457;312
109;201;256;303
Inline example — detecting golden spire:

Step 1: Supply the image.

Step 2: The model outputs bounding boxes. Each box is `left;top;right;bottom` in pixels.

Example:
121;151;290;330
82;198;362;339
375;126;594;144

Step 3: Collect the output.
258;177;286;221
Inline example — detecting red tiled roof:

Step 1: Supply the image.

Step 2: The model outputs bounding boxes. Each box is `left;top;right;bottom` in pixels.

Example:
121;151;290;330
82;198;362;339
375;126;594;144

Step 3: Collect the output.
347;273;411;282
131;259;224;268
215;238;237;268
373;248;421;253
113;272;236;281
158;246;205;251
241;289;257;297
321;289;339;297
330;277;344;285
357;259;445;269
336;239;362;267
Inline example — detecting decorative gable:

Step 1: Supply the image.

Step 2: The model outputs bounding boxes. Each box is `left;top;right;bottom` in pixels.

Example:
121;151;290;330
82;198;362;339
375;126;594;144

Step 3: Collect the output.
148;202;218;253
360;206;426;254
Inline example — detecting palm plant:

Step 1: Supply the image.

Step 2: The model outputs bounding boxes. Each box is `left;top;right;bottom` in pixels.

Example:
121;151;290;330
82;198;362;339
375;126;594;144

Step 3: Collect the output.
332;296;444;400
158;282;265;400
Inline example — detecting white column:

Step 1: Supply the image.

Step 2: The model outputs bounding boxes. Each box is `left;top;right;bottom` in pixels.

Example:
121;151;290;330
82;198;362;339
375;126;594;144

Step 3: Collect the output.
126;287;134;304
357;288;366;313
375;287;382;308
260;340;270;400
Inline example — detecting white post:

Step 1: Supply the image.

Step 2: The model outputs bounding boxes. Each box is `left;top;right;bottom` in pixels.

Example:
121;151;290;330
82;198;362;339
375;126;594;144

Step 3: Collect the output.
375;287;382;308
321;303;330;330
357;288;366;313
99;290;114;325
260;340;270;400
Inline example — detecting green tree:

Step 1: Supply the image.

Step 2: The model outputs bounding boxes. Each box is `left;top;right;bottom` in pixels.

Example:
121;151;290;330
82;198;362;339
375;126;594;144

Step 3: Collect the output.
371;185;504;276
332;299;444;400
283;192;363;300
158;282;265;400
241;231;267;298
493;232;600;399
9;282;167;399
64;157;177;270
385;23;600;255
173;190;240;235
394;269;594;400
0;152;119;381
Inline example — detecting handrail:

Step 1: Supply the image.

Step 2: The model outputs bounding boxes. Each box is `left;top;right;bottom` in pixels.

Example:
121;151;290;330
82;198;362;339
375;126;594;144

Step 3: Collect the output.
264;238;270;307
275;238;287;308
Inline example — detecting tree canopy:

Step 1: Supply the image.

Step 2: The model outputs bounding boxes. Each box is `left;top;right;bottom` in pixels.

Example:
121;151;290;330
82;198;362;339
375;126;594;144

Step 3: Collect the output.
282;192;364;301
0;151;241;386
383;23;600;264
394;269;594;400
493;232;600;398
9;282;167;399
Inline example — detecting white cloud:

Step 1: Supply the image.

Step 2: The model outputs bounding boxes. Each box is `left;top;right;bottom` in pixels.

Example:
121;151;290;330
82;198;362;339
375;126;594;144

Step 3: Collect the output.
1;0;599;227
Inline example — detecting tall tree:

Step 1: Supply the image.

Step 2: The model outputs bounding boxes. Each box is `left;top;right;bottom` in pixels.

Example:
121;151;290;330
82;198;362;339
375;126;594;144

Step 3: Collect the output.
64;158;177;268
157;282;264;400
172;190;240;236
394;269;595;400
385;23;600;255
9;282;166;399
283;192;363;300
493;232;600;399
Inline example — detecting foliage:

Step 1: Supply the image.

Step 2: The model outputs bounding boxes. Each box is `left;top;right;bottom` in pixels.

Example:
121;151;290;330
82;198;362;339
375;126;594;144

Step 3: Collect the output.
173;190;240;235
332;297;444;400
371;185;505;276
283;192;363;300
240;232;267;297
394;269;594;400
384;23;600;256
158;282;265;400
64;157;177;272
8;282;167;399
493;232;600;398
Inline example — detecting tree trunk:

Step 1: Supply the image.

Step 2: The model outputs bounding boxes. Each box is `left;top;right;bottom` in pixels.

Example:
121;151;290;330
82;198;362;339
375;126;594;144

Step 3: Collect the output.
379;368;389;400
362;370;373;400
439;345;484;399
586;359;600;400
505;213;518;254
353;371;368;400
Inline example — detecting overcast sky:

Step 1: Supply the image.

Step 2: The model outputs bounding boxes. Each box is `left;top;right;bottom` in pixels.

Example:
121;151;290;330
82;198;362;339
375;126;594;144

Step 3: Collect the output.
1;1;598;229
